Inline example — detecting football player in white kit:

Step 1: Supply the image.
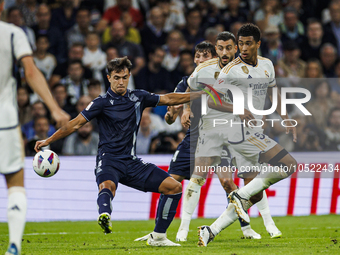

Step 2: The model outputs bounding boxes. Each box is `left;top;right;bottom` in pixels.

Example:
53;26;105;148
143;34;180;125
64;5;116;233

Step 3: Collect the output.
197;23;298;247
178;31;280;241
0;1;69;254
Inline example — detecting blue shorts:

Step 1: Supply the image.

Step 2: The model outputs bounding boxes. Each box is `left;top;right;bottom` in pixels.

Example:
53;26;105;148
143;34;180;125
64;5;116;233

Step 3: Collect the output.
95;153;170;193
168;142;195;180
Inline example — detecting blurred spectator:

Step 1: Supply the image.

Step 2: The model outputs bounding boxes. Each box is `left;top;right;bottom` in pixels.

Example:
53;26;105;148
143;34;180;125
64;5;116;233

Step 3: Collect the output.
33;35;57;80
330;59;340;94
259;25;283;65
279;6;304;45
121;11;141;44
50;43;93;87
295;124;324;151
22;101;56;140
197;0;220;29
157;0;185;32
286;0;309;25
82;32;107;80
323;0;340;56
87;79;103;99
219;0;248;31
17;87;32;126
140;6;168;57
150;131;184;154
320;43;338;77
66;7;94;49
75;95;92;113
26;116;64;155
306;81;334;131
96;0;143;33
324;107;340;150
50;0;77;34
105;20;145;76
300;19;324;62
6;6;36;51
52;83;77;118
305;59;324;79
181;8;204;50
136;111;159;154
204;27;219;45
254;0;283;32
32;4;66;64
171;49;195;86
162;30;184;72
230;21;244;38
135;47;172;93
277;41;306;78
18;0;38;27
62;121;99;155
60;60;89;104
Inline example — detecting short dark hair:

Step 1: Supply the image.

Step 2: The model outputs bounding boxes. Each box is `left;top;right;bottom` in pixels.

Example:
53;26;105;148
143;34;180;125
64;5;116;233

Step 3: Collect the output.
52;83;66;92
180;49;193;57
328;107;340;123
237;23;261;42
216;31;236;44
88;79;101;88
68;59;83;67
36;34;49;42
34;116;49;127
106;56;132;75
195;41;217;57
70;42;85;49
7;6;21;17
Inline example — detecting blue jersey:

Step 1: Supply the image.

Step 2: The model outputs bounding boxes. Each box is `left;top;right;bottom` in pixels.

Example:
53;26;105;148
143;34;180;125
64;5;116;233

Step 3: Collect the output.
175;76;201;147
81;88;160;157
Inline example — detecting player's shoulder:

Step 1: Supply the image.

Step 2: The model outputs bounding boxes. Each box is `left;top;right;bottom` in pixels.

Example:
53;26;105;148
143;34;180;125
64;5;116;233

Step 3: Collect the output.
129;89;158;99
221;56;243;75
174;76;188;93
258;56;274;67
195;58;219;72
0;21;23;34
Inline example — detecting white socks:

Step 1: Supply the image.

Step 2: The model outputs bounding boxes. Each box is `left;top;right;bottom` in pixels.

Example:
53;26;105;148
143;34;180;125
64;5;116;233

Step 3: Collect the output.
179;178;204;231
7;186;27;252
256;191;275;227
210;203;238;236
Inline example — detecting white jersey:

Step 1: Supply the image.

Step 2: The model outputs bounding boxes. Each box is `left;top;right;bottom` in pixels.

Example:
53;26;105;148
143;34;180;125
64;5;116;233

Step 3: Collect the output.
0;21;32;129
217;56;276;143
188;58;233;129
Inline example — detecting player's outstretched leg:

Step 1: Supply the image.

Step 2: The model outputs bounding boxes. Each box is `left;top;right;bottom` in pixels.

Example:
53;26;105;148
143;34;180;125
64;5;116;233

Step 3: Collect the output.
97;180;116;234
5;170;27;255
231;146;297;223
147;177;182;246
256;191;282;238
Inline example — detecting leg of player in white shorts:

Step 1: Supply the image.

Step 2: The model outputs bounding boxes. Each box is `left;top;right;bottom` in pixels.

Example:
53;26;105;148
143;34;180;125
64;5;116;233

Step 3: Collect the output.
1;127;27;255
198;132;296;246
178;127;262;240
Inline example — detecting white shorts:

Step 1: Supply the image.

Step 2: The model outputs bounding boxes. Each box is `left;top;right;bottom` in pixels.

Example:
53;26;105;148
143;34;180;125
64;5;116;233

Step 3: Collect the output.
0;127;25;175
229;131;277;178
195;126;230;166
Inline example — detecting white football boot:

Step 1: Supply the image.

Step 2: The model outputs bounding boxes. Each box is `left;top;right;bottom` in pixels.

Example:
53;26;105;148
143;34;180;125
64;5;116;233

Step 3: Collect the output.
229;191;251;223
266;223;282;238
176;228;189;241
241;225;262;239
134;233;151;241
197;226;215;247
147;232;181;246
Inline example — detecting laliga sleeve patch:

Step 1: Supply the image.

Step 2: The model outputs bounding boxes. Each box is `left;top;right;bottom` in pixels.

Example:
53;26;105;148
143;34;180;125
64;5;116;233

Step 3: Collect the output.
86;102;94;111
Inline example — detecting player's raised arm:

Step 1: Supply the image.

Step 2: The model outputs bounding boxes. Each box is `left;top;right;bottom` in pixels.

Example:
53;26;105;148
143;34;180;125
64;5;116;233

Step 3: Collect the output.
21;56;70;127
34;114;87;152
267;86;297;142
158;91;203;106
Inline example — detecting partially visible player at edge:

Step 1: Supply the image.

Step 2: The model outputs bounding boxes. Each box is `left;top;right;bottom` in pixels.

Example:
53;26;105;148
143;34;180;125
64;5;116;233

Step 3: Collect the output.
134;41;230;242
197;23;297;247
0;1;70;254
35;57;203;246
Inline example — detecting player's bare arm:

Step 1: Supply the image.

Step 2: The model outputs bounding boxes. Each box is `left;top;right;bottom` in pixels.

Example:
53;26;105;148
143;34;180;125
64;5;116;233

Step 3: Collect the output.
164;104;183;125
181;87;193;128
267;87;297;142
34;114;87;152
158;91;203;106
21;56;70;127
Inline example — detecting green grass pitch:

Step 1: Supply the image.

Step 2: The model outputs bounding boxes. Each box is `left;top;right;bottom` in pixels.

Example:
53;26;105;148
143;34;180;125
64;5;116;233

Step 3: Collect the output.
0;215;339;254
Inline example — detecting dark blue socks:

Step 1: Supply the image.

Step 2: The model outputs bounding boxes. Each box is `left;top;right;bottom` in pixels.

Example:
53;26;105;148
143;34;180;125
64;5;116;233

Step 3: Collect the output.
154;193;182;233
97;188;114;215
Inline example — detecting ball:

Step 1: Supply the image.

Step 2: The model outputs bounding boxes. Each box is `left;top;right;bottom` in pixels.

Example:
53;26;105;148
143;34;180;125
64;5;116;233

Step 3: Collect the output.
33;150;60;177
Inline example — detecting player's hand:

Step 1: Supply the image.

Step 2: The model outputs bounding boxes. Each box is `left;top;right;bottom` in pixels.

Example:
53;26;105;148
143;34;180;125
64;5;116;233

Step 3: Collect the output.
181;108;193;128
285;122;297;142
239;109;255;127
51;109;70;128
34;140;50;152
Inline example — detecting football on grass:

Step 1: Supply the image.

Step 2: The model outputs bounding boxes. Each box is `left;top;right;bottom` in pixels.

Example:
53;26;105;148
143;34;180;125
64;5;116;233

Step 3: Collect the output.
33;150;60;177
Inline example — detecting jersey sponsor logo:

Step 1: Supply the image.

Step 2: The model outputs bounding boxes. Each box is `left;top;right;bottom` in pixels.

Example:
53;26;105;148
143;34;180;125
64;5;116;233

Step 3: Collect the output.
86;102;93;111
241;66;249;74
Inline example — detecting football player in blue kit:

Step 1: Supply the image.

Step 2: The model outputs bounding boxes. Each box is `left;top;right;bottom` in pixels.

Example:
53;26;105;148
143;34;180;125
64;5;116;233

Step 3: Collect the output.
35;57;203;246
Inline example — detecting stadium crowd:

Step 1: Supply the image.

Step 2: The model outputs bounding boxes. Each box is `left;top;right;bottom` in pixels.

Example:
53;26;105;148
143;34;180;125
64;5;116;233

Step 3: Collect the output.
3;0;340;154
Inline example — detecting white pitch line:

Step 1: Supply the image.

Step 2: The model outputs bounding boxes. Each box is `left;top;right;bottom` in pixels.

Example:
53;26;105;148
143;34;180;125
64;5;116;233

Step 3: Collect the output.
0;230;151;237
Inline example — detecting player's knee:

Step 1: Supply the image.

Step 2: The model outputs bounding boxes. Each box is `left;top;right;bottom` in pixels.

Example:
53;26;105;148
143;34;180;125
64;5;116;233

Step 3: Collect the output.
250;192;263;204
165;181;182;195
219;178;235;193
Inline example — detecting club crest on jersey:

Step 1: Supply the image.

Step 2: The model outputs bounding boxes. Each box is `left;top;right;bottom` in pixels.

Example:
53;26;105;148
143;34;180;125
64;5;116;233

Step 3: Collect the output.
241;66;249;74
214;72;220;79
265;70;269;78
129;93;138;102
